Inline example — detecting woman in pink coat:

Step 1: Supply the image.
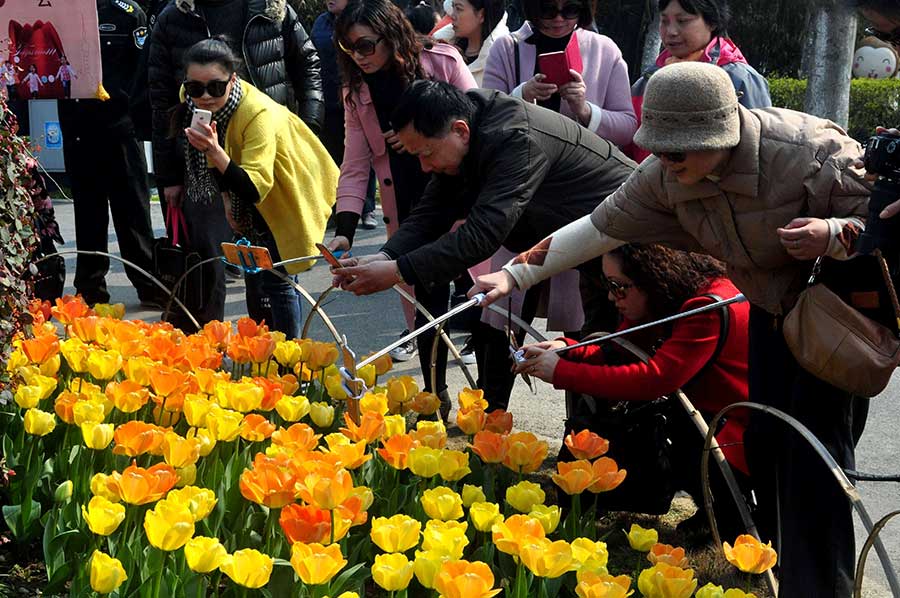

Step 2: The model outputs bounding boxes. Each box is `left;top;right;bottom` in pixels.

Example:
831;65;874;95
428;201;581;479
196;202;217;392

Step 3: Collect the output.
327;0;476;418
475;0;636;409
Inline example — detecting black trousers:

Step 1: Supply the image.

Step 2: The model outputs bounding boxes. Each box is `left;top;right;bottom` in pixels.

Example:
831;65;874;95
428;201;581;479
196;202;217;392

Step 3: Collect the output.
744;305;858;597
180;195;233;328
476;257;619;410
414;282;451;395
63;128;156;303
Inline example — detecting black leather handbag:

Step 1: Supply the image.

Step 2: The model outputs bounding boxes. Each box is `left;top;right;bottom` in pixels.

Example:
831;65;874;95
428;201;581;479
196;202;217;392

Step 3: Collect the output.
153;207;203;329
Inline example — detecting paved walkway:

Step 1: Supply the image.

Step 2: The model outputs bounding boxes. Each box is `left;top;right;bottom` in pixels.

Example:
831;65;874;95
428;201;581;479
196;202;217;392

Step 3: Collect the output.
52;198;898;595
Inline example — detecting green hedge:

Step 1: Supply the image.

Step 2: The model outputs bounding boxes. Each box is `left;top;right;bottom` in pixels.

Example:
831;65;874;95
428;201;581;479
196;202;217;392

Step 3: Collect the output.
768;78;900;142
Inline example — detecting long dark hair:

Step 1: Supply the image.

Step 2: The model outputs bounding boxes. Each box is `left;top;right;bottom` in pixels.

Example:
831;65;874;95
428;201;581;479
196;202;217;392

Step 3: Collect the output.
607;244;727;319
454;0;505;52
658;0;731;37
335;0;427;105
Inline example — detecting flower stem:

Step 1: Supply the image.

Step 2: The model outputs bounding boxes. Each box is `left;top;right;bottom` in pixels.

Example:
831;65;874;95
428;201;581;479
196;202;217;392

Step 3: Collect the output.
330;508;336;545
152;550;169;598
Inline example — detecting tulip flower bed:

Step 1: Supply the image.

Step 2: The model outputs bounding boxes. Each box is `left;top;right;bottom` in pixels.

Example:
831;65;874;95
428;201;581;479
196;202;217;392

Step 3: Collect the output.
0;296;777;597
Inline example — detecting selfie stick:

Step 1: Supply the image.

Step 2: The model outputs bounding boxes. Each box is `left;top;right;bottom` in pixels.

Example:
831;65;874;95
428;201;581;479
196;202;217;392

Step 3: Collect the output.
355;293;487;371
544;294;747;356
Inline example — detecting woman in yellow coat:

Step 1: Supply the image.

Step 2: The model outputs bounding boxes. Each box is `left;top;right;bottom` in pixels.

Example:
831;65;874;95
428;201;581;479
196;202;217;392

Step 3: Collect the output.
180;37;338;337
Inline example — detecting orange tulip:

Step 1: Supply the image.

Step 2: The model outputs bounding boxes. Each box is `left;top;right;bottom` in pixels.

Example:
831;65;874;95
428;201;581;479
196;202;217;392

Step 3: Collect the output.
723;535;777;574
54;391;79;424
146;333;188;367
106;380;150;413
410;391;441;416
253;376;284;411
433;560;501;598
113;462;178;505
458;387;488;412
245;334;276;364
588;458;627;493
21;334;60;364
236;317;264;338
271;423;321;451
503;432;548;474
295;467;354;510
325;438;372;470
202;320;233;349
52;295;93;324
279;503;350;544
306;341;340;371
491;514;546;556
340;411;386;444
239;454;298;508
565;430;610;461
552;460;597;495
469;430;508;464
183;336;223;370
148;366;189;398
103;320;147;358
112;421;166;457
378;433;418;470
456;407;486;436
363;351;393;376
484;409;513;434
240;414;276;442
648;543;689;568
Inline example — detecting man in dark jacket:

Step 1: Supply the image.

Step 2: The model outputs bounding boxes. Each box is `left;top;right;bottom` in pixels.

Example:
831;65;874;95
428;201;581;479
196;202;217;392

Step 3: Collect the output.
334;80;636;333
148;0;324;208
58;0;159;307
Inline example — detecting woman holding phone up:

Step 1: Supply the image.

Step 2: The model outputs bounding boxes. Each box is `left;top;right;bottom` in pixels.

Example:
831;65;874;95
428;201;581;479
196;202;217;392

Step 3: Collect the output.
474;0;637;410
177;37;338;337
326;0;476;419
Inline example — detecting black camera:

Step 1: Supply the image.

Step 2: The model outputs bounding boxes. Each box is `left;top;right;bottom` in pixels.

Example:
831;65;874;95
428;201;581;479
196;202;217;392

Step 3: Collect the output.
857;133;900;255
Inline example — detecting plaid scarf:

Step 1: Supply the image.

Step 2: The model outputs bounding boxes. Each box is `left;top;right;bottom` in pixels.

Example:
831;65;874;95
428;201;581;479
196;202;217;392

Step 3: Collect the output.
184;77;243;206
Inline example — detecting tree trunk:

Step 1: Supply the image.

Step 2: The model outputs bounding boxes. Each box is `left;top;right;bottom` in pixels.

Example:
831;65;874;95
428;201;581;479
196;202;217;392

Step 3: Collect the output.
802;1;857;127
640;2;661;73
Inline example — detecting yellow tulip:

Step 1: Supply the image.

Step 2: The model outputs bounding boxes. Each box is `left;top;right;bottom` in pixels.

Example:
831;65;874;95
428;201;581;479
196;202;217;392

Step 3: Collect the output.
575;573;633;598
723;535;777;574
370;514;422;553
421;520;469;559
438;449;471;482
183;394;213;427
325;374;350;401
176;465;197;487
503;431;548;474
469;501;503;532
637;562;697;598
491;514;546;557
461;484;486;507
24;408;56;436
86;349;123;380
383;414;406;438
412;420;447;449
421;487;464;521
143;498;195;551
81;422;114;450
90;473;121;502
73;398;106;426
505;480;546;513
310;401;335;428
82;496;126;536
206;405;243;442
274;394;310;422
220;548;274;589
290;542;347;585
122;355;154;386
386;375;418;413
625;523;658;552
456;407;486;436
14;384;46;409
371;553;415;592
528;504;561;534
696;584;757;598
166;486;218;522
433;559;501;598
571;537;609;570
413;549;451;589
457;387;488;411
93;303;125;319
184;536;227;573
520;537;575;579
407;446;442;478
89;550;127;594
274;340;302;367
359;391;389;415
216;380;264;413
357;363;377;388
60;337;88;372
187;427;217;457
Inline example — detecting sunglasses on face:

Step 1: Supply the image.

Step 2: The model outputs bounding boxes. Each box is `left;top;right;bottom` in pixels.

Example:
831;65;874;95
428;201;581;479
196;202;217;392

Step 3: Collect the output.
603;278;635;300
654;151;687;163
338;36;384;57
539;3;581;20
183;79;229;98
865;25;900;46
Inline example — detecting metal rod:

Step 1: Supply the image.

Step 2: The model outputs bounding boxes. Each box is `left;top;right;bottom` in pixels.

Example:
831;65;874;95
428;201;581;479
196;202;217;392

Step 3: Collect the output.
271;254;323;269
553;294;747;354
358;293;485;370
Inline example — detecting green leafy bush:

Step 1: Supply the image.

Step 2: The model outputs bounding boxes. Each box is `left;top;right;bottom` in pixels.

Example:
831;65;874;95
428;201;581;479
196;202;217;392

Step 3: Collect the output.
769;78;900;142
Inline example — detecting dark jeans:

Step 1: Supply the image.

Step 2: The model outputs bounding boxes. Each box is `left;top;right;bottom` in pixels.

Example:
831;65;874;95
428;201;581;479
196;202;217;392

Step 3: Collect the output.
744;305;858;597
244;236;303;339
61;127;156;303
414;282;451;394
476;257;618;411
180;195;232;327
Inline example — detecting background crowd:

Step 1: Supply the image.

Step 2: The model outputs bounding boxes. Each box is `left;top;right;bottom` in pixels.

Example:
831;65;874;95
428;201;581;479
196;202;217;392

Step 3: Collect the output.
14;0;900;596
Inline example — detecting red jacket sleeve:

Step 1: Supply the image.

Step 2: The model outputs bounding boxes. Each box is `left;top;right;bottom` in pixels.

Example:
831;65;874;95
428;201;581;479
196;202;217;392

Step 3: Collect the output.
551;309;720;400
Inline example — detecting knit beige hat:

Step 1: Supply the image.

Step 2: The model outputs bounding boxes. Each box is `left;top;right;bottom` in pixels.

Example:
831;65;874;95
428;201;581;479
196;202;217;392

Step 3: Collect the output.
634;62;741;153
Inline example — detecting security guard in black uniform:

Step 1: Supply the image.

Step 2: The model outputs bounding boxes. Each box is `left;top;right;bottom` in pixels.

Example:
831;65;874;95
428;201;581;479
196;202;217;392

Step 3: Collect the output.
58;0;161;307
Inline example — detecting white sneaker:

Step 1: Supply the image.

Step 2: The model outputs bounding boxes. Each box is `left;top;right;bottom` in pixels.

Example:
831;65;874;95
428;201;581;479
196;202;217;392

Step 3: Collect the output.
459;335;477;365
389;330;418;362
361;212;378;230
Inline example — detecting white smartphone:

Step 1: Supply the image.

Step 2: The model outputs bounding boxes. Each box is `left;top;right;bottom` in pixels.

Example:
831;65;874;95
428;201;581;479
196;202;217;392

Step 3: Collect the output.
190;109;212;131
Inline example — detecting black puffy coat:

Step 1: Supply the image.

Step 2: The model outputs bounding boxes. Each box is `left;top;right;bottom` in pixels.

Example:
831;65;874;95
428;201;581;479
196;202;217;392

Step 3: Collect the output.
148;0;323;187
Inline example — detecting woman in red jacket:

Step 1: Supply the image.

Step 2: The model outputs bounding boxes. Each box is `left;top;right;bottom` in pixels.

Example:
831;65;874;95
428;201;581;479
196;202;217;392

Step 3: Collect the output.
517;243;750;536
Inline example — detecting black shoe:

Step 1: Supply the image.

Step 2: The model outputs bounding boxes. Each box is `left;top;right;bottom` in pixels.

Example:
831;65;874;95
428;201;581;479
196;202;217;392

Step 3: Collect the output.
438;389;452;423
78;290;110;307
138;288;168;310
459;335;477;365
